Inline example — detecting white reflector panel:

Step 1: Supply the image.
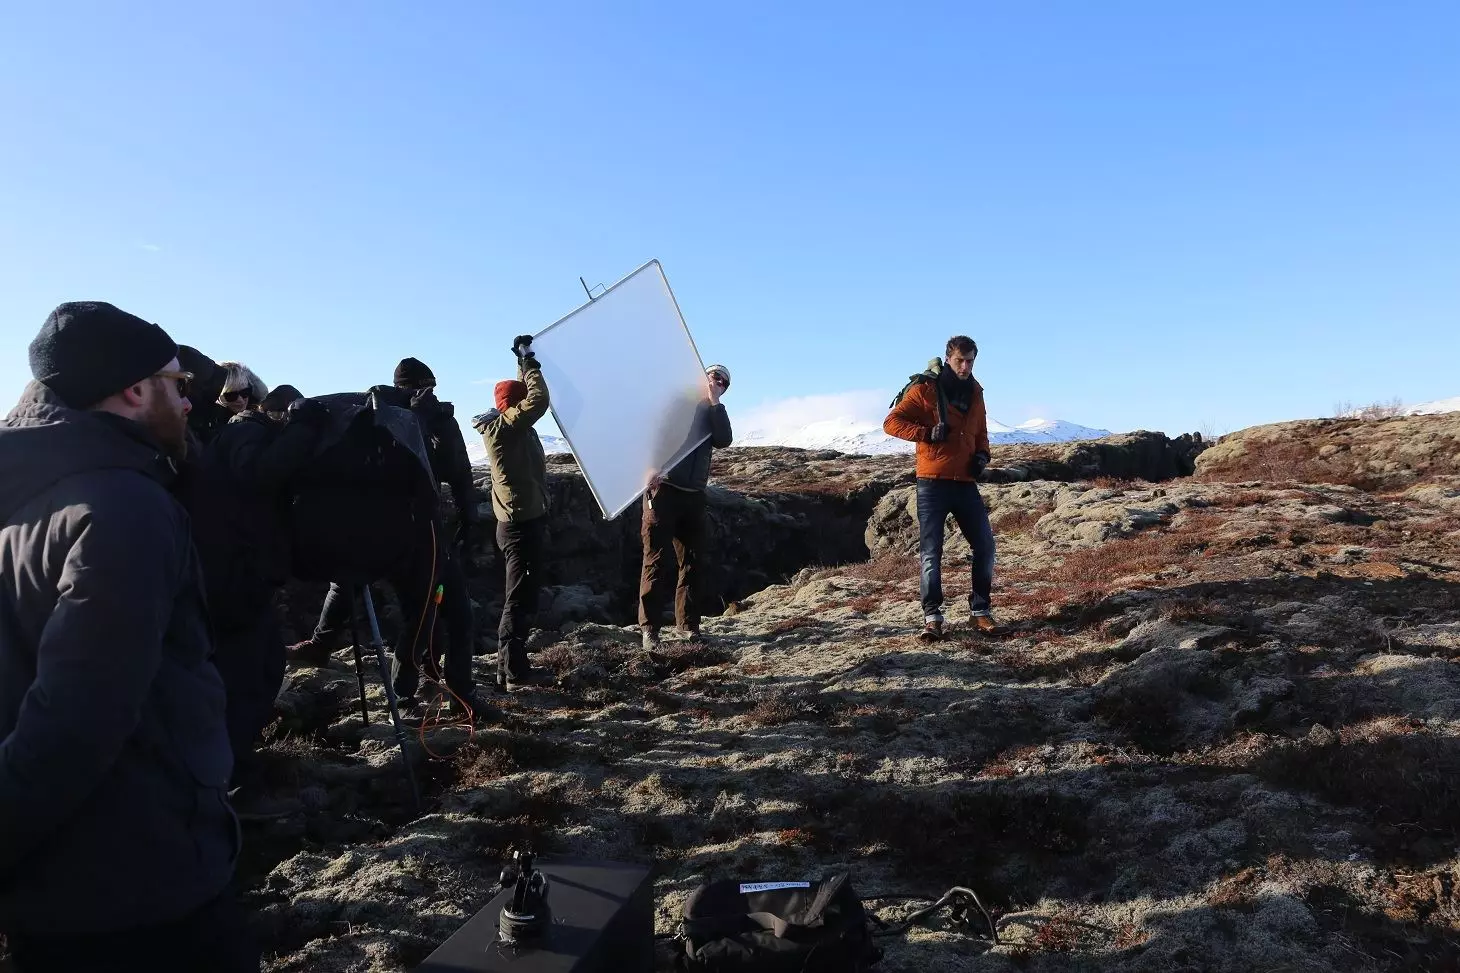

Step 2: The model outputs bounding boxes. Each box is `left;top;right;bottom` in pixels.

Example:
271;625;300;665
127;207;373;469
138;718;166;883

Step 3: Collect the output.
532;260;711;520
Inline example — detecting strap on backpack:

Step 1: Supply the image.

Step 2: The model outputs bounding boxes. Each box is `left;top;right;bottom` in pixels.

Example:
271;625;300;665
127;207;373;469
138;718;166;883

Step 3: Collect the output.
889;360;950;429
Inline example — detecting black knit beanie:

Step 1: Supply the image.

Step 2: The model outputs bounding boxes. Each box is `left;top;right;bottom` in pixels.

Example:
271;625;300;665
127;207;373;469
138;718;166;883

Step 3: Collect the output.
260;384;304;412
29;302;178;409
178;344;223;401
394;357;436;389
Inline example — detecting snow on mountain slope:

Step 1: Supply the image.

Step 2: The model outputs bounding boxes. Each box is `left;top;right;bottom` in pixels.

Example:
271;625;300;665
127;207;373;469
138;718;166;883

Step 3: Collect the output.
1408;396;1460;416
463;430;571;466
735;416;1112;454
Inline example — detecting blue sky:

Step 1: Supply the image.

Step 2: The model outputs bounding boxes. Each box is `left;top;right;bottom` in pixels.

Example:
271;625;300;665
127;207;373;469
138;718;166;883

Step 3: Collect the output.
2;1;1457;442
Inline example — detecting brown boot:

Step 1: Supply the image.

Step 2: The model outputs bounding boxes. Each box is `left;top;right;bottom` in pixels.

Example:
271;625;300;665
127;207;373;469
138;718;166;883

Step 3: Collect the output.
918;618;944;641
969;615;1002;635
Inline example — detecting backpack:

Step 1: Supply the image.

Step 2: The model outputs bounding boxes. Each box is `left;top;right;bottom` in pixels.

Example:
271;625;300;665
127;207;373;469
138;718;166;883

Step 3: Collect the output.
680;874;883;972
888;358;948;427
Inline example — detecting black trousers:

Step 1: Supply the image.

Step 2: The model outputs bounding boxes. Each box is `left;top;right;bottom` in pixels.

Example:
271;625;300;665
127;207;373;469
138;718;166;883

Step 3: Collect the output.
8;889;260;973
210;608;285;783
496;517;545;681
311;524;474;699
638;486;707;631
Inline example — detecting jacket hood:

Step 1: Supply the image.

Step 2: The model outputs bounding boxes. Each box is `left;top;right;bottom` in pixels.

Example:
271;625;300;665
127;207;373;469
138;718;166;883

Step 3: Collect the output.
0;381;175;521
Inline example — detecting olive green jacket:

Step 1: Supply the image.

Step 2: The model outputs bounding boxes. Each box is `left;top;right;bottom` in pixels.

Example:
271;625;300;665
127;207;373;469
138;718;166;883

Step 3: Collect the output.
474;361;550;523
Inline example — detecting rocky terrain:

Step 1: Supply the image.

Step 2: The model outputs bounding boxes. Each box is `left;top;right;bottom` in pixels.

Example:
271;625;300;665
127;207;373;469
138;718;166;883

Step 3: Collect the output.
217;420;1460;969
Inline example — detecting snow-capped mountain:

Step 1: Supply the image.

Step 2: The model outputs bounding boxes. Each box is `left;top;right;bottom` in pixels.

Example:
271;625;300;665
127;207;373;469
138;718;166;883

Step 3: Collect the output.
463;431;571;466
1407;396;1460;416
734;416;1112;455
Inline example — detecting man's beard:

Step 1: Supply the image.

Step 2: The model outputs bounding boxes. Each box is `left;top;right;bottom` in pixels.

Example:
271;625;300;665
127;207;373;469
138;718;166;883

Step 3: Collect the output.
143;395;190;462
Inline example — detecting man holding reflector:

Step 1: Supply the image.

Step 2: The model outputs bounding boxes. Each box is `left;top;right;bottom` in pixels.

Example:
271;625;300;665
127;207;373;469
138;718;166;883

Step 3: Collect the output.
473;335;552;691
639;364;733;650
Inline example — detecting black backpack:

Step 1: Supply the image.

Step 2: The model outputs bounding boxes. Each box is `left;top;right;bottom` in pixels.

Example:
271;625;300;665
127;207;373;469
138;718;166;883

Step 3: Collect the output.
680;874;882;972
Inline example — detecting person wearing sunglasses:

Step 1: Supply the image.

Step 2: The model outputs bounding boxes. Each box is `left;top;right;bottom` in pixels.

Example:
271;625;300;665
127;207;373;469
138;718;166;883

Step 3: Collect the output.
639;363;734;651
0;302;259;971
216;362;268;416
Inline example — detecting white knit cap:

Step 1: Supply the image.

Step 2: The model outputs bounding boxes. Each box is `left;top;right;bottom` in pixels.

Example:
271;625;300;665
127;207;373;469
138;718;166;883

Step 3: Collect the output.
705;363;731;388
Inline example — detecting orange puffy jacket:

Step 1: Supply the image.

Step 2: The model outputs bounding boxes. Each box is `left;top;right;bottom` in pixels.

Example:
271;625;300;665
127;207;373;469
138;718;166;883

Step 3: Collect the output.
883;374;991;481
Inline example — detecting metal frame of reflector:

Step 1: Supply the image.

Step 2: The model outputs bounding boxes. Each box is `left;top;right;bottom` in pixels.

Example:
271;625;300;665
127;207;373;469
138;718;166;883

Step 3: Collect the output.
532;259;712;520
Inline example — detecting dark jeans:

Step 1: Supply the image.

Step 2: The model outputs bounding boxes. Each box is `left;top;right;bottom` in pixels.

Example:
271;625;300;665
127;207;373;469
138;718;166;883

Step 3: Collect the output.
497;517;545;682
8;889;260;973
311;522;473;699
638;486;707;631
916;477;995;620
210;608;286;784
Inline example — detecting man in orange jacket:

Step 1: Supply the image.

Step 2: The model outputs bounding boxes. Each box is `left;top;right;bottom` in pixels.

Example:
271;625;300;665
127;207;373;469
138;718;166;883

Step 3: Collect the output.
883;335;998;640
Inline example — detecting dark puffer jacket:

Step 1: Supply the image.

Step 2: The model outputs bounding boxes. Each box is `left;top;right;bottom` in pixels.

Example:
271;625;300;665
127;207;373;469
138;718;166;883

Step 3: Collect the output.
0;382;237;937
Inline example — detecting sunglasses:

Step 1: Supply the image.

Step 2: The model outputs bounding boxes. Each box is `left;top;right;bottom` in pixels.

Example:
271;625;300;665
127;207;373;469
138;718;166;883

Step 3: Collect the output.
220;390;249;403
709;373;729;387
153;369;194;398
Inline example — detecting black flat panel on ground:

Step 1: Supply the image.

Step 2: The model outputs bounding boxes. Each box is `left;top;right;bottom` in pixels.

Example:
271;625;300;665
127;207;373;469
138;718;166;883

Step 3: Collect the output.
415;858;654;973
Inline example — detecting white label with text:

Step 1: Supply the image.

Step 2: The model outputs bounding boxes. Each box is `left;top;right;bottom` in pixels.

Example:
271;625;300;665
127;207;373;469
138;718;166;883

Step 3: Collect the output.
739;882;812;894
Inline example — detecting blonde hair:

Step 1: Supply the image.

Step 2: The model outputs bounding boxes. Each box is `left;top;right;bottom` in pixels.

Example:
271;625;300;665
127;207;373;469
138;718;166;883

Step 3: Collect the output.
217;362;269;405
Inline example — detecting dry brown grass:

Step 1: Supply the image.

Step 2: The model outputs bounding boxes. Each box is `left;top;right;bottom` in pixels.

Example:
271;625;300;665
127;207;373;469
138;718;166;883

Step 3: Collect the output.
996;503;1055;534
842;556;918;584
1196;438;1425;491
770;615;821;635
845;593;884;615
1247;716;1460;863
746;695;799;726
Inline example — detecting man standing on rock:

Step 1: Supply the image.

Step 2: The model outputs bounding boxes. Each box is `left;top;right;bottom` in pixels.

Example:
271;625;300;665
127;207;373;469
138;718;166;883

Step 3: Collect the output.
639;364;734;650
472;335;551;691
884;336;998;640
0;302;258;971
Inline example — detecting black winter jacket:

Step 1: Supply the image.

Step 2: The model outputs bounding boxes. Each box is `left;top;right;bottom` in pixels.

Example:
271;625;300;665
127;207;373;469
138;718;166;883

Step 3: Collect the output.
183;410;321;634
0;383;238;937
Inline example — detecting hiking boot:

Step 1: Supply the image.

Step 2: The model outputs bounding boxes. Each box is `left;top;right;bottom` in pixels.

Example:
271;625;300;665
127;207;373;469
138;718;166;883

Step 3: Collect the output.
449;691;500;723
919;618;944;642
969;615;1002;635
288;635;342;666
674;624;702;641
641;626;661;651
498;667;547;693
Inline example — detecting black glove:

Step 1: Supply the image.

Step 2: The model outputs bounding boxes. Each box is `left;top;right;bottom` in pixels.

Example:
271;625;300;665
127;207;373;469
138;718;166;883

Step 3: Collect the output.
286;397;330;426
928;422;948;443
971;451;990;478
511;334;535;359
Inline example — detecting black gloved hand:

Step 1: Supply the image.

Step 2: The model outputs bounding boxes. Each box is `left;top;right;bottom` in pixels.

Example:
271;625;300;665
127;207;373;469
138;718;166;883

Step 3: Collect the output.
928;422;949;443
511;334;535;359
971;451;990;479
286;397;330;426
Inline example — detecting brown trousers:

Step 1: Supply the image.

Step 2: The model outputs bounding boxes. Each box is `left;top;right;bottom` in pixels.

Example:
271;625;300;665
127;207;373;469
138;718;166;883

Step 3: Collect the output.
638;485;707;631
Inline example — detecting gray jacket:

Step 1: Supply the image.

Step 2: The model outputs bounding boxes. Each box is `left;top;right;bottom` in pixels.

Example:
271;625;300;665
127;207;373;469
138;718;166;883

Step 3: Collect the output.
663;402;732;492
0;383;238;937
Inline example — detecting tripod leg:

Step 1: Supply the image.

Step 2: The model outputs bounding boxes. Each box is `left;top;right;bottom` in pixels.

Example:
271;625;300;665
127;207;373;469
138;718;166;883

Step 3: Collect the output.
347;594;369;726
360;584;421;814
